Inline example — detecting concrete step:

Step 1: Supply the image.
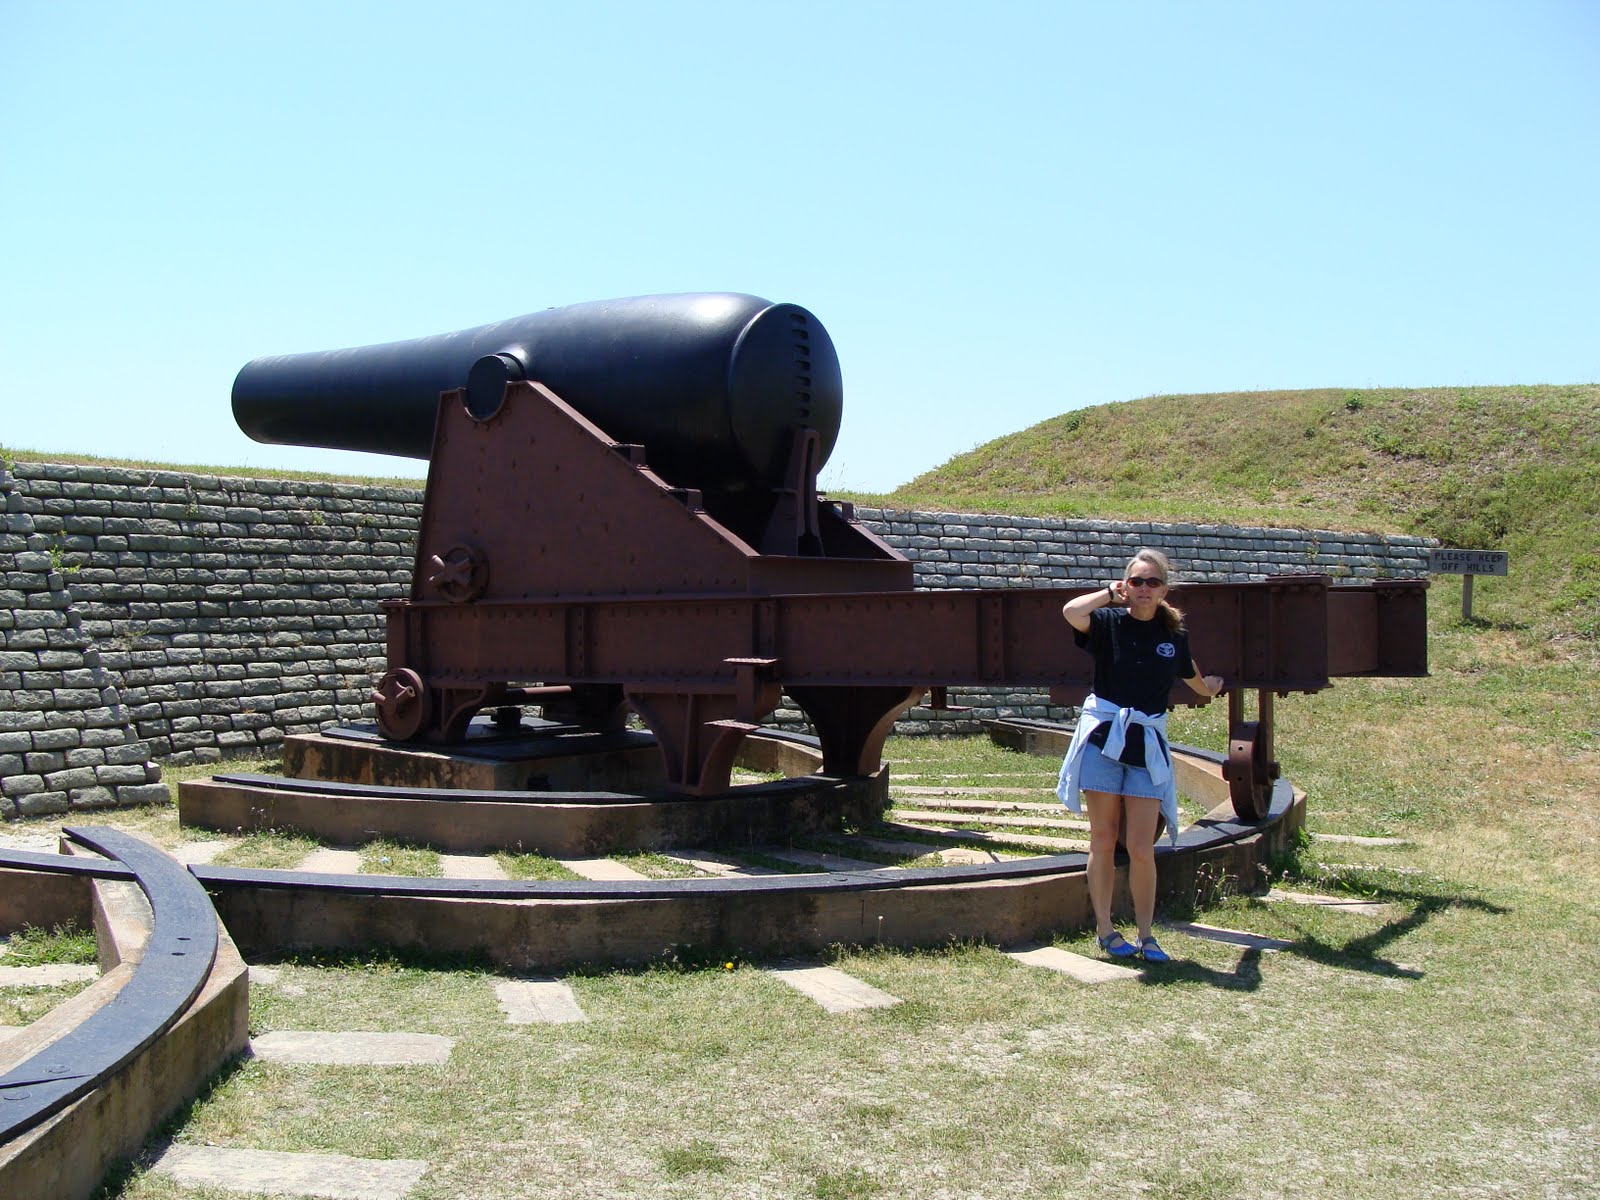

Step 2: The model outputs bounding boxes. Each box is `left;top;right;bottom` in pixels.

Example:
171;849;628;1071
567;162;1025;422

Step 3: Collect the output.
1159;920;1296;952
748;846;888;873
1264;889;1389;917
889;808;1089;832
553;857;650;881
884;817;1088;853
293;848;363;873
495;978;587;1025
655;850;787;878
1309;832;1411;847
893;785;1049;797
149;1145;429;1200
765;964;901;1013
887;794;1067;814
167;839;232;865
438;853;510;880
877;820;1066;855
250;1030;454;1066
0;963;99;988
1003;945;1140;984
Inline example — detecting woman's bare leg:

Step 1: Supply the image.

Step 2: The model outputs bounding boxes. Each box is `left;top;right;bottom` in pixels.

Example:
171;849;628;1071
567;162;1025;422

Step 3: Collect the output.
1083;789;1123;937
1122;794;1162;940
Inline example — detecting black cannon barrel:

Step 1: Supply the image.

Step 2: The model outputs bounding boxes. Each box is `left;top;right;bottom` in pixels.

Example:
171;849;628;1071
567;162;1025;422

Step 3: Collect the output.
232;292;843;493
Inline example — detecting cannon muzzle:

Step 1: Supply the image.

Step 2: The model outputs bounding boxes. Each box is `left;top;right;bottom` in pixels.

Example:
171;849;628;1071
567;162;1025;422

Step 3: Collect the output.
232;292;843;494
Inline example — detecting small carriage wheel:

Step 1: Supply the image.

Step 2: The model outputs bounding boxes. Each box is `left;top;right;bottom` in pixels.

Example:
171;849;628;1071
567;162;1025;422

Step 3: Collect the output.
1226;720;1275;822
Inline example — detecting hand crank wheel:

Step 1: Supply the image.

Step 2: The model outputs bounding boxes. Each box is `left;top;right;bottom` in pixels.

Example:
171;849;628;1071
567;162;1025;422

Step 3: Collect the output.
372;668;431;741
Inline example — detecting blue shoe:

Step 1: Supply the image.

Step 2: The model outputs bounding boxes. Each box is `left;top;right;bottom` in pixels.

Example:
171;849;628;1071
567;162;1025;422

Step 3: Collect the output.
1137;936;1171;963
1097;931;1138;959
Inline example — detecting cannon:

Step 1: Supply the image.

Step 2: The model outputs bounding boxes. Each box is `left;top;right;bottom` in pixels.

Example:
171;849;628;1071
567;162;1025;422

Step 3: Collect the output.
235;293;1428;818
234;292;844;541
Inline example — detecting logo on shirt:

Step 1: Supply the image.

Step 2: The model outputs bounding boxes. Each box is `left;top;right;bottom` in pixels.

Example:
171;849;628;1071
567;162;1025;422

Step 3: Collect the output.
1156;642;1176;658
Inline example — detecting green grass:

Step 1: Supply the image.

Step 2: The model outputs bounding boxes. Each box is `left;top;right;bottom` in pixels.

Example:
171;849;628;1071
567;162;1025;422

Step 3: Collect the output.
1;922;100;1026
15;645;1595;1199
493;851;582;881
359;839;442;877
90;589;1594;1198
212;829;321;871
1;922;97;966
842;384;1600;642
0;442;424;489
612;851;711;879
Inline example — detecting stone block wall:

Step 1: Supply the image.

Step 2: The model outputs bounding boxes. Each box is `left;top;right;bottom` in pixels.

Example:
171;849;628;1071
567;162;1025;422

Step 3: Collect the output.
1;460;420;810
0;459;1434;809
1;467;170;817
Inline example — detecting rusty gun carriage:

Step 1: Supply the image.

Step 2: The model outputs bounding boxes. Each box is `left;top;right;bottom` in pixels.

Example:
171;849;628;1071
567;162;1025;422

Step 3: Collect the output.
234;292;1428;820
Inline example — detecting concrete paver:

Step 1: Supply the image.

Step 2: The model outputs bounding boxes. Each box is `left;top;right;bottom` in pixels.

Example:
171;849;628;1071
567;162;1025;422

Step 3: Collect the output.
890;807;1088;832
1309;832;1411;847
881;819;1083;853
844;835;959;859
248;965;308;997
1004;945;1140;984
749;846;887;873
0;963;100;987
438;853;510;880
250;1031;454;1066
150;1144;429;1200
168;839;231;865
893;785;1050;796
1159;921;1296;952
843;836;999;865
934;846;1004;864
293;849;364;873
765;964;901;1013
553;857;650;881
657;851;786;877
1265;889;1389;917
891;773;1052;782
495;978;588;1024
0;833;62;854
890;794;1073;815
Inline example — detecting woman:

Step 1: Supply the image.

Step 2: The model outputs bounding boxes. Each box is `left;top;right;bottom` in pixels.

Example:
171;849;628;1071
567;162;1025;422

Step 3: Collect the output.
1056;549;1224;962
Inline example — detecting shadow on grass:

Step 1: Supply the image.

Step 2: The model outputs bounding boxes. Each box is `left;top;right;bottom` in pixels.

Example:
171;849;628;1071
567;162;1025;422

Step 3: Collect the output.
1270;886;1506;980
1145;875;1511;989
1458;614;1531;633
1133;947;1268;991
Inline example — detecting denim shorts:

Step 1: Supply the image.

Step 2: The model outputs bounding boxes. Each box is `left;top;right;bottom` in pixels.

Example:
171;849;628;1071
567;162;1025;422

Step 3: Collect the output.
1077;741;1163;800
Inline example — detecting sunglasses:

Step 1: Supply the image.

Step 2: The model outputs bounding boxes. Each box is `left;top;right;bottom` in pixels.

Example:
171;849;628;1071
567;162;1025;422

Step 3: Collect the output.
1126;576;1166;589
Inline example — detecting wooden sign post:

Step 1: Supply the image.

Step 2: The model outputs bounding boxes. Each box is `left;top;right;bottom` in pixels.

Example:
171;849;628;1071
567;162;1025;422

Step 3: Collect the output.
1430;548;1510;621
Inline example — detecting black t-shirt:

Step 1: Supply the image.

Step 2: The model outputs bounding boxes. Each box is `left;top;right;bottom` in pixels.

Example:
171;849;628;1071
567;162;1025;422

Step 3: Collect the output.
1073;606;1194;766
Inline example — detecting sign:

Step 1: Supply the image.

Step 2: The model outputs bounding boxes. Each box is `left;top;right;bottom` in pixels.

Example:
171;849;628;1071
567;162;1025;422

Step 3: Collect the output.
1430;548;1509;577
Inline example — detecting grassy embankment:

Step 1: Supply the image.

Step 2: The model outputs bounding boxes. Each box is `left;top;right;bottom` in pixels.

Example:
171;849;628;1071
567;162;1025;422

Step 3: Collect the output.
850;384;1600;642
0;443;424;490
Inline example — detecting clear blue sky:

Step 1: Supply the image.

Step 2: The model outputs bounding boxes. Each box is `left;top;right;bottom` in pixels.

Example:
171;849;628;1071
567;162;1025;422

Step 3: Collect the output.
3;1;1596;492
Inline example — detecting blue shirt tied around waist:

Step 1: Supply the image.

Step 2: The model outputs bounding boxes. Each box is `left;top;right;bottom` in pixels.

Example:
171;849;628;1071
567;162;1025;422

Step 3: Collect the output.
1055;692;1180;846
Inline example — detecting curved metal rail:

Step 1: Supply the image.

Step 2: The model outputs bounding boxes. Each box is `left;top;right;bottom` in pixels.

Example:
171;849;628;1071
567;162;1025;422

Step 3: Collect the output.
0;828;219;1145
188;745;1290;899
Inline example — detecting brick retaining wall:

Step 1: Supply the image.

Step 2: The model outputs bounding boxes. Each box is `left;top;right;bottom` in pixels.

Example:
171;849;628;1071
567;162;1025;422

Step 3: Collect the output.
1;459;1432;815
